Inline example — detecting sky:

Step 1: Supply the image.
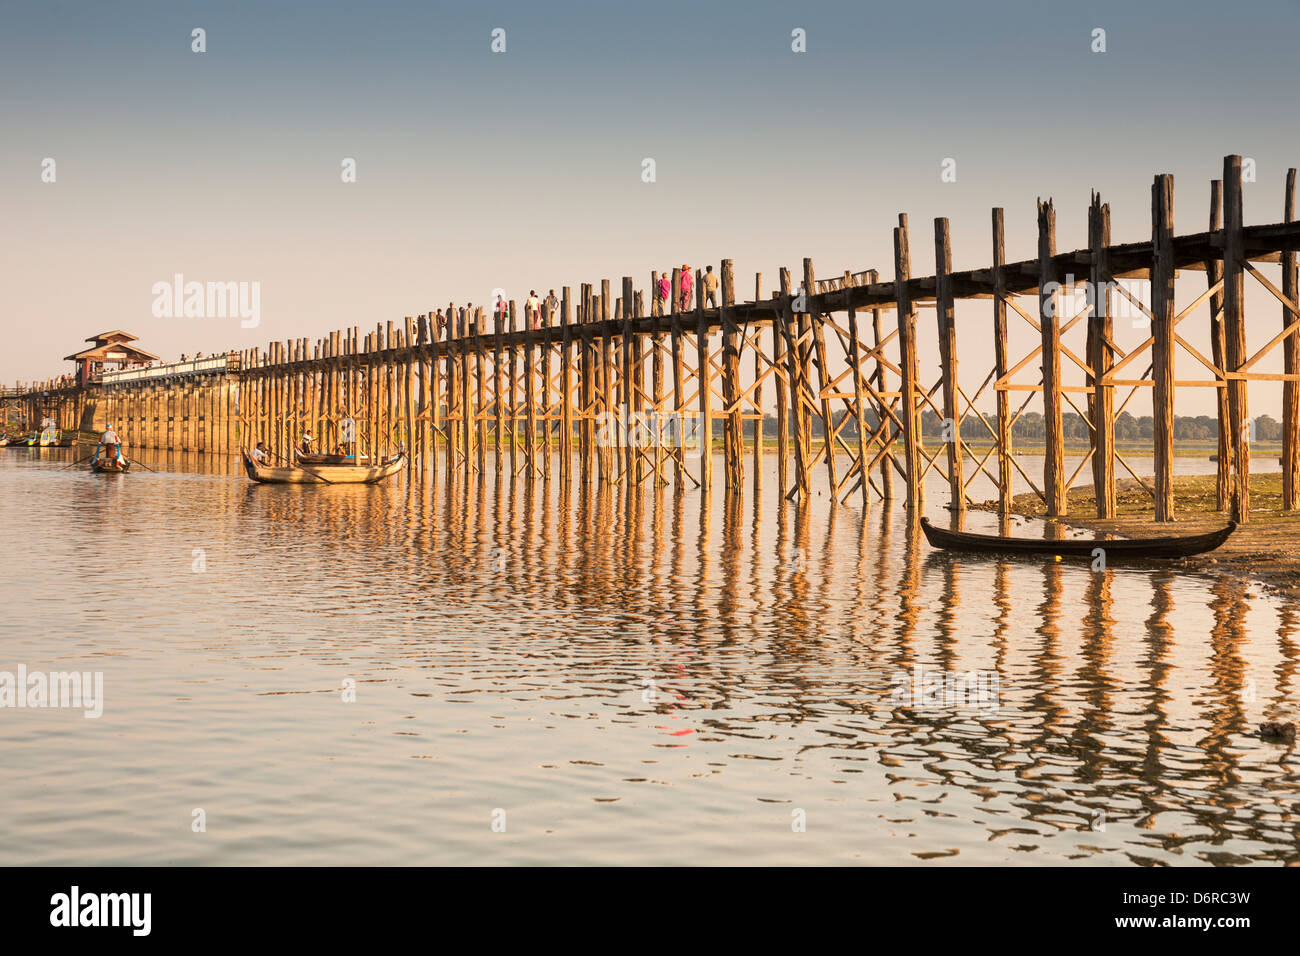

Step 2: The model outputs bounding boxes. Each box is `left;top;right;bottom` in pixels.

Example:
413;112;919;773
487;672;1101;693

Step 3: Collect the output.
3;0;1300;417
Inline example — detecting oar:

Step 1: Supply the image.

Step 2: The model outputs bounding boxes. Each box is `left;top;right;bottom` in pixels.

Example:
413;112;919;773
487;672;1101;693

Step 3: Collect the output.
126;457;157;472
297;462;336;485
60;452;97;470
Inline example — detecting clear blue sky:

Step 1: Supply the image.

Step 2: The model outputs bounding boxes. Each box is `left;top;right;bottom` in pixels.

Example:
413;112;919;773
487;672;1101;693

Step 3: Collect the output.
3;0;1299;415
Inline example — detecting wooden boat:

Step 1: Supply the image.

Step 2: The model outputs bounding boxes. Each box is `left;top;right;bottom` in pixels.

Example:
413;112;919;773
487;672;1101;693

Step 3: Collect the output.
91;456;130;473
1;435;35;447
919;517;1236;558
242;451;406;485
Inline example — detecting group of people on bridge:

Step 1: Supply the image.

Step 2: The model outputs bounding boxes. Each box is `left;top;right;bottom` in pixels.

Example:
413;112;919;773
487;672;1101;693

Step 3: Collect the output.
423;266;720;343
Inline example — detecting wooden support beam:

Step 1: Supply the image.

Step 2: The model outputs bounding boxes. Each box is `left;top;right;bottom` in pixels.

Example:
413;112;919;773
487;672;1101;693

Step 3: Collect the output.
580;284;594;483
773;274;789;498
1284;168;1299;510
670;280;687;485
1038;198;1066;516
560;286;574;480
1151;175;1177;521
600;280;614;483
524;300;537;478
474;308;487;470
894;215;923;515
721;259;743;493
806;258;837;497
1206;182;1230;511
1224;155;1250;521
494;303;505;471
992;209;1012;514
752;273;764;492
622;276;636;483
869;271;893;502
934;217;963;515
847;297;871;508
696;269;713;491
1088;193;1116;517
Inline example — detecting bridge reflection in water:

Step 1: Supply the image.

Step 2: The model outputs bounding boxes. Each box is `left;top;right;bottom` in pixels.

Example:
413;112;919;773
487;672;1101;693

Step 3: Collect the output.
1;448;1296;864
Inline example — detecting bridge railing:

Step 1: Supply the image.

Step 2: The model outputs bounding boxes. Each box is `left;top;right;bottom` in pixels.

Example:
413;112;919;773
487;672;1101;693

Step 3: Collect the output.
101;353;238;385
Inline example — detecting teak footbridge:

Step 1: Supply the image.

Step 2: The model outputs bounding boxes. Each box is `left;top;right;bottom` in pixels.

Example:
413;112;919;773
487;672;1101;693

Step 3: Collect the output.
12;155;1300;524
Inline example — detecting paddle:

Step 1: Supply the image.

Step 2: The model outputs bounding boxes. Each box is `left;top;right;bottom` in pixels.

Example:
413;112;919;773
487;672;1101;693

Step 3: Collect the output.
60;452;97;470
299;463;336;485
126;457;157;472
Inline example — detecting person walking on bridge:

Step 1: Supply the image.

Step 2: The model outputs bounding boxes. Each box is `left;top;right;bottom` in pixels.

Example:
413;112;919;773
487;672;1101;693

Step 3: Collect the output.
526;290;541;330
703;265;719;308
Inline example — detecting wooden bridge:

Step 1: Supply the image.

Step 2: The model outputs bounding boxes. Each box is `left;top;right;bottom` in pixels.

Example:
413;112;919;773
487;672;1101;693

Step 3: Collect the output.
13;155;1300;524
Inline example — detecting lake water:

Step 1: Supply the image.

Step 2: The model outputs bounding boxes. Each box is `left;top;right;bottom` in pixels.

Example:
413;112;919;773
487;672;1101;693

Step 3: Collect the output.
1;446;1297;865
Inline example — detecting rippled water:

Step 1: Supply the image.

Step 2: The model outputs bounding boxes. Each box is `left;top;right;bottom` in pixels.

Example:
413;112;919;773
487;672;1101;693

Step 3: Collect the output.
1;446;1297;865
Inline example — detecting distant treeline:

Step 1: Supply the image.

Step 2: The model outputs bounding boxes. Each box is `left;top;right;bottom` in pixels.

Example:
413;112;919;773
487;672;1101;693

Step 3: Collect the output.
741;410;1282;442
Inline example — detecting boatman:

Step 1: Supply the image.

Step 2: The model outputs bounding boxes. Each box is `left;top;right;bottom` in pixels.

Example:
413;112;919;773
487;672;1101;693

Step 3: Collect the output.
100;424;125;464
300;433;313;454
250;441;270;465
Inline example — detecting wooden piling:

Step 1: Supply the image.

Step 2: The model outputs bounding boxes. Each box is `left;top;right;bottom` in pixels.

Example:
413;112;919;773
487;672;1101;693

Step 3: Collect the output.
894;215;922;515
1087;193;1116;518
934;218;963;515
752;273;764;490
806;259;837;496
1284;169;1299;510
696;269;713;490
991;209;1012;514
1151;173;1176;522
1223;155;1250;522
721;260;743;493
1037;199;1066;516
560;286;574;479
869;271;893;502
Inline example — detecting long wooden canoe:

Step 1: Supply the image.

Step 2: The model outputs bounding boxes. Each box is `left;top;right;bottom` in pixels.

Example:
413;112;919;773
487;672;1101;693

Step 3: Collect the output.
919;517;1236;558
242;451;406;485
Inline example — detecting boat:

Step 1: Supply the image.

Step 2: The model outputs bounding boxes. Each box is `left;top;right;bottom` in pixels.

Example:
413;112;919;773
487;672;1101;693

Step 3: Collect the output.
919;517;1236;559
1;435;35;447
90;456;130;473
242;450;406;485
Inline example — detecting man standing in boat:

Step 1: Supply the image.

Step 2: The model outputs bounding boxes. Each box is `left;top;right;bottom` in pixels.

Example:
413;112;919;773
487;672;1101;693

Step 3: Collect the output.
99;424;125;465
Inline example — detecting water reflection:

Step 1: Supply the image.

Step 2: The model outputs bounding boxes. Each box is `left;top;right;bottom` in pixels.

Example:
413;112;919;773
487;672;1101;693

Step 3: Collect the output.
0;448;1296;865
